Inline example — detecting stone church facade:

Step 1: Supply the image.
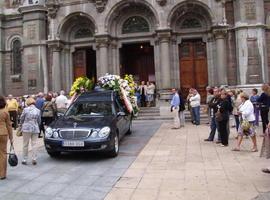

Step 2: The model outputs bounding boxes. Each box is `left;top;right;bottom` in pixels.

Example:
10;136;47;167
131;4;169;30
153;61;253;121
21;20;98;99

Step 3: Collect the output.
1;0;270;99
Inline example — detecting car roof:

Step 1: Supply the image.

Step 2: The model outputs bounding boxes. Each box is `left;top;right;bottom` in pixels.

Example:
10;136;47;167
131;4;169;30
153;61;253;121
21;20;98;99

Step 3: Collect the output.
76;90;117;102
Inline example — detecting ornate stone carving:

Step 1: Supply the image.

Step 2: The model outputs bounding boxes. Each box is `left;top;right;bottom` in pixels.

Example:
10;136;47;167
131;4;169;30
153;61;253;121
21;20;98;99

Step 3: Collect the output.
45;0;59;19
245;0;256;20
156;0;166;6
156;29;171;43
212;25;228;39
95;0;107;13
95;35;110;48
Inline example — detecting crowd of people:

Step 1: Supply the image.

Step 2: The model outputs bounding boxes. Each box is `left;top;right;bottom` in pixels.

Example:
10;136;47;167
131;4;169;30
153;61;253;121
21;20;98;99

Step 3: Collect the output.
170;84;270;174
0;90;70;179
2;82;270;179
135;81;156;107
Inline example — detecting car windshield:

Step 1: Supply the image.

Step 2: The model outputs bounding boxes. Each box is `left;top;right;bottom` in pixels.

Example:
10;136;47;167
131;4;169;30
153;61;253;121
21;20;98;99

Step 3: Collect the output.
65;101;113;117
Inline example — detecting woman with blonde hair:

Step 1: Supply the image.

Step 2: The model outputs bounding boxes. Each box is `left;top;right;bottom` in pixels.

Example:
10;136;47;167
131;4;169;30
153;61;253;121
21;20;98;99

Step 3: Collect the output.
232;92;257;152
0;96;13;180
257;84;270;134
20;97;41;165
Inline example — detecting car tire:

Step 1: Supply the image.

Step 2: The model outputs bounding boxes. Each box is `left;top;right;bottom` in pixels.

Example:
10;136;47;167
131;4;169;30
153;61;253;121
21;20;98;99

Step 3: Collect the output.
47;150;61;157
126;121;132;135
107;133;119;157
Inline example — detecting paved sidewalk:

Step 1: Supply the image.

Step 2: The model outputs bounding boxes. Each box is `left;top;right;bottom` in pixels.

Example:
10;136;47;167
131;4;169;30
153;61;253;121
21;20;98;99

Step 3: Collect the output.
8;130;44;155
104;123;270;200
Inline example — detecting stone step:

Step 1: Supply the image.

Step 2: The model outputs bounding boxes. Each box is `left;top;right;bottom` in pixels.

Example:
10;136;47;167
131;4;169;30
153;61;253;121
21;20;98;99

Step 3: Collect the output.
134;116;209;121
139;109;160;114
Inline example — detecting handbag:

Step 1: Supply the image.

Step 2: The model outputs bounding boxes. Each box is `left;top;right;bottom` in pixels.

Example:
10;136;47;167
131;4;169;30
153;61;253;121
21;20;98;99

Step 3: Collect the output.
42;102;54;117
260;128;270;159
241;119;251;132
215;109;223;122
16;125;22;137
8;143;18;167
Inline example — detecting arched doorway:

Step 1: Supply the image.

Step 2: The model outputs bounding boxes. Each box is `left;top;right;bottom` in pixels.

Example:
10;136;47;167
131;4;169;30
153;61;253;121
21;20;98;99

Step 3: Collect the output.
169;1;213;102
59;13;97;85
106;1;158;84
120;42;155;82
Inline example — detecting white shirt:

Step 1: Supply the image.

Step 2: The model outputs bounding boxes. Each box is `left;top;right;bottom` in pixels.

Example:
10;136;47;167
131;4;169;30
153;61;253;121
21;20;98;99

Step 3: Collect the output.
55;95;68;109
190;93;201;107
146;84;155;95
239;100;255;121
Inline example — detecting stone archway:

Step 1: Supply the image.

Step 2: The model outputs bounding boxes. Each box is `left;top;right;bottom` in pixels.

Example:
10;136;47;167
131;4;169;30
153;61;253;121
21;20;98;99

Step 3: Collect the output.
105;0;159;35
168;1;215;101
51;13;97;91
105;0;158;85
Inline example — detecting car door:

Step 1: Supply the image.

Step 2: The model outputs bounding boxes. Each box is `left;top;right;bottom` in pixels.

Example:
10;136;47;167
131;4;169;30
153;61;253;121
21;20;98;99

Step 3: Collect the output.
114;100;125;137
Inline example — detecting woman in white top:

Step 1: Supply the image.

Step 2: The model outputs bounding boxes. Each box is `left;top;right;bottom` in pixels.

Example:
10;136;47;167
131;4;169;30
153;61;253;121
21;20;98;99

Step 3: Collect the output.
232;92;257;152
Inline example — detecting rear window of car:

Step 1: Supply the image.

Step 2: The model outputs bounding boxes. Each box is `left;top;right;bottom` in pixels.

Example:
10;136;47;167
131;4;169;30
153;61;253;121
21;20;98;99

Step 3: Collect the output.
65;101;113;117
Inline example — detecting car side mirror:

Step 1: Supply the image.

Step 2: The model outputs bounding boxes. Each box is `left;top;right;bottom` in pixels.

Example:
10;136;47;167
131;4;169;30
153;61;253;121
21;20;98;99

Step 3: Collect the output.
117;111;126;117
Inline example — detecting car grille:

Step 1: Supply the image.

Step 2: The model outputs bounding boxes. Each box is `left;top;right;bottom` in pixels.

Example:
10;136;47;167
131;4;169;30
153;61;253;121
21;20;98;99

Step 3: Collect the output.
59;129;91;139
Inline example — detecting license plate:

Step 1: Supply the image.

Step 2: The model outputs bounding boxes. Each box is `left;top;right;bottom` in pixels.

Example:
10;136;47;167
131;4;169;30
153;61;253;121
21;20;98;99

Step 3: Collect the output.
62;140;84;147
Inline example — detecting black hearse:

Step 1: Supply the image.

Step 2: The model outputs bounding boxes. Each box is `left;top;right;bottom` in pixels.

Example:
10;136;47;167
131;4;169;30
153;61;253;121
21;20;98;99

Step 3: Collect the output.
44;90;132;157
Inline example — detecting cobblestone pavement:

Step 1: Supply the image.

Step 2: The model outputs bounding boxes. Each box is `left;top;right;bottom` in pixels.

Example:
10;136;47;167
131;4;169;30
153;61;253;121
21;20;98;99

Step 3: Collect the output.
0;121;162;200
104;123;270;200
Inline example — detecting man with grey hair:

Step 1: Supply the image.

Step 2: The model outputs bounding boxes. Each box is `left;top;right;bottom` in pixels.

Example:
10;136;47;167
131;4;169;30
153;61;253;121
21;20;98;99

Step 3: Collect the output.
55;90;68;114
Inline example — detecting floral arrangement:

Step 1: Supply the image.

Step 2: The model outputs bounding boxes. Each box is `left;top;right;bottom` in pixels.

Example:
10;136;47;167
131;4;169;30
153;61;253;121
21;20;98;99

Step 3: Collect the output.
69;77;94;96
98;74;139;115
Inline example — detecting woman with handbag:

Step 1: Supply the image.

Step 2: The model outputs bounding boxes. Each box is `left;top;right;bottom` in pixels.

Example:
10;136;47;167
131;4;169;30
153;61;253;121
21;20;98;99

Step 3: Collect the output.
216;91;230;147
232;92;257;152
0;96;13;179
20;98;41;165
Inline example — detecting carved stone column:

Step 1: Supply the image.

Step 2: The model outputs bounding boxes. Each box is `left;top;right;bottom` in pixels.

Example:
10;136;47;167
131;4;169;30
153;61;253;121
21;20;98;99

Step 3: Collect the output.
213;26;228;86
111;41;119;75
96;35;110;77
48;40;62;92
157;30;171;89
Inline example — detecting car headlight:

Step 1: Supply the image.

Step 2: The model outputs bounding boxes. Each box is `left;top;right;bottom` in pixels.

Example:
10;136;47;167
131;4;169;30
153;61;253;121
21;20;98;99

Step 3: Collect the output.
53;131;59;138
91;129;99;138
45;127;53;138
98;127;110;138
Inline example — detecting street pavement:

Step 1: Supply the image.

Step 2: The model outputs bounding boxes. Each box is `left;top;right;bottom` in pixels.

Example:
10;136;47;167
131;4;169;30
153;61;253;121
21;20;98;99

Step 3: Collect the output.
104;123;270;200
1;121;270;200
0;121;162;200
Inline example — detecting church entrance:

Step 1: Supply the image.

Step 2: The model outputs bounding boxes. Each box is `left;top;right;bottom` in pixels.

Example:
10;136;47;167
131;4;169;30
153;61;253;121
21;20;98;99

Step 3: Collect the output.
120;42;155;83
179;39;208;102
72;48;96;80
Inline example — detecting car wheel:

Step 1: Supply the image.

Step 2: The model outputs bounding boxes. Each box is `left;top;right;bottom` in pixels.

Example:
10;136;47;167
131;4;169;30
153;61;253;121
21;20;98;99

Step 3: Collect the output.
126;121;132;135
108;133;119;157
47;150;61;157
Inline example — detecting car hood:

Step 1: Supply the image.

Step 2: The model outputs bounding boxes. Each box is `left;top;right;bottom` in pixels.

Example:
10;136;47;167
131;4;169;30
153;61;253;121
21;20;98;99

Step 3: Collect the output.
51;116;115;129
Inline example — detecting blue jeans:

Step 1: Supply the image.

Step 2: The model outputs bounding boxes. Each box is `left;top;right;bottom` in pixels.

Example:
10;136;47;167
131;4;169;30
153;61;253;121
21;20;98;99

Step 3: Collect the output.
208;116;221;141
192;106;200;125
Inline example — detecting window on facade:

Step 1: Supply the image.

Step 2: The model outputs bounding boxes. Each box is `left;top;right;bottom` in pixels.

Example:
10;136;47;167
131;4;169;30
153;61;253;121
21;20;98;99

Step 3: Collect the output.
181;18;202;29
74;27;93;39
12;39;22;75
122;16;150;34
